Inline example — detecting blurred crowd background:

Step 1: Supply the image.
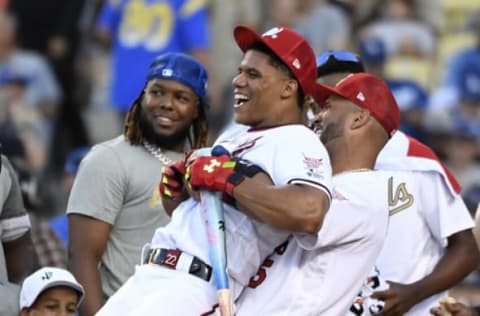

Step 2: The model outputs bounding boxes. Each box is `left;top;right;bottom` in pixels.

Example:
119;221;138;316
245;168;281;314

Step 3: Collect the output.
1;0;480;305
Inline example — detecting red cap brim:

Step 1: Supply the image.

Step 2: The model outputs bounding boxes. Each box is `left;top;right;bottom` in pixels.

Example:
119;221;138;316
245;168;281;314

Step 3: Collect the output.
234;25;265;53
313;82;342;107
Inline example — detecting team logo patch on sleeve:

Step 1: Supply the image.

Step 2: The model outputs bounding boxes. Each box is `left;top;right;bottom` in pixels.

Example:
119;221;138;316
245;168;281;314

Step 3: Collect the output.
303;154;325;179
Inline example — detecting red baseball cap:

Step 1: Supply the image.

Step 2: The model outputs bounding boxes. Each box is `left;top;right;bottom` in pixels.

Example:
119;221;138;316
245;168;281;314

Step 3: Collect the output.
316;73;400;137
233;25;317;98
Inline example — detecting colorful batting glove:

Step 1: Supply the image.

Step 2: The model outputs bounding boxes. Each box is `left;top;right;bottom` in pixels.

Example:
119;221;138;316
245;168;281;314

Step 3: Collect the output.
159;160;187;200
185;155;263;198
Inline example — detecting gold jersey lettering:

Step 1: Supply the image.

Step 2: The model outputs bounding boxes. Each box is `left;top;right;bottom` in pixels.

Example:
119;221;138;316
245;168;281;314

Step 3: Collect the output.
388;176;414;216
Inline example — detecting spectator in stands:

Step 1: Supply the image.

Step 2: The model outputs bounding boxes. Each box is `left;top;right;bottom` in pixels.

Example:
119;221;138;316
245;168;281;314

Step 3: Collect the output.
424;62;480;145
0;153;37;316
295;0;351;55
444;124;480;212
350;0;444;36
0;11;61;151
430;10;480;111
94;0;214;121
19;266;84;316
360;37;431;142
9;0;90;174
361;0;436;58
0;72;48;174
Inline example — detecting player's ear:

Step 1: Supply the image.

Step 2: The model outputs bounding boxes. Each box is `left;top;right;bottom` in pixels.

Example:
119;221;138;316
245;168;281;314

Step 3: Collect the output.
350;109;370;130
280;79;298;99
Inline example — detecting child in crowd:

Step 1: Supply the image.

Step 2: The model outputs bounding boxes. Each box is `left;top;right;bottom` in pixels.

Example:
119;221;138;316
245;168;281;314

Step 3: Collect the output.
19;267;84;316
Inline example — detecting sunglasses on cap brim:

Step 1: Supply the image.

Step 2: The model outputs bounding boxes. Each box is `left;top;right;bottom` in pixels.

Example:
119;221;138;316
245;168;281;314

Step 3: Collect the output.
316;51;360;68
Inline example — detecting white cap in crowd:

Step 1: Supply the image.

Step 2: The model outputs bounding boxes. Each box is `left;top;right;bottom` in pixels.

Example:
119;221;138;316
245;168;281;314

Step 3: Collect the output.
20;266;85;309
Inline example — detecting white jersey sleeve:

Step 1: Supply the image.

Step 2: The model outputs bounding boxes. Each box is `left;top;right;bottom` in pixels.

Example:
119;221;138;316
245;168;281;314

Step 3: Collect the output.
419;171;474;245
268;127;332;196
224;125;332;198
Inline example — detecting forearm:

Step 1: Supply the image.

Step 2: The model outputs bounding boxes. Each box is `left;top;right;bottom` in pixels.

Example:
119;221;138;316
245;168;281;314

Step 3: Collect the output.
410;230;480;302
4;231;38;283
69;254;105;316
68;214;112;316
233;175;329;233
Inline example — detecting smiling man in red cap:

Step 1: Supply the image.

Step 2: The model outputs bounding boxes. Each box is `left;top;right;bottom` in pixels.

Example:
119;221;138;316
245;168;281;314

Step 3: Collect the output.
97;25;333;316
233;72;404;315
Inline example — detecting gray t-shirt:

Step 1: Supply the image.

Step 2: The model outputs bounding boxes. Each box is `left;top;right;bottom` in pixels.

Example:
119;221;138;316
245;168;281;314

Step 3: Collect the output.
0;155;31;316
67;136;183;297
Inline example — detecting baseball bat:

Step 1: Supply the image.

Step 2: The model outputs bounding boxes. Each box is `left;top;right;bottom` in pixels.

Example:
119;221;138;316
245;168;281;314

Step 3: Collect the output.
196;147;232;316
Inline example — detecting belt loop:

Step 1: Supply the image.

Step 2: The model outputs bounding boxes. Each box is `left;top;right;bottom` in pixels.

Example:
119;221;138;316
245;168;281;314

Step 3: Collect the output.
140;242;151;264
149;248;160;263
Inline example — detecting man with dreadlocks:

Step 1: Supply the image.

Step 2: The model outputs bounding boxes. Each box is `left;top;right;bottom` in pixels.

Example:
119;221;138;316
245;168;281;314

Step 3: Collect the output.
66;52;209;316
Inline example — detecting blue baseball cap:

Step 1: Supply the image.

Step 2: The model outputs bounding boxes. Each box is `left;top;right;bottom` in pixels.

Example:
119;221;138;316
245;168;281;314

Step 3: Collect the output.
359;38;387;65
389;80;428;111
459;66;480;102
0;70;29;86
316;50;365;77
146;53;209;107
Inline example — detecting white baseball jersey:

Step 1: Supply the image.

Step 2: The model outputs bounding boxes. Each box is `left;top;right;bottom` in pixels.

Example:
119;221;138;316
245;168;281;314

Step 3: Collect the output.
370;131;474;316
98;124;332;316
235;170;391;316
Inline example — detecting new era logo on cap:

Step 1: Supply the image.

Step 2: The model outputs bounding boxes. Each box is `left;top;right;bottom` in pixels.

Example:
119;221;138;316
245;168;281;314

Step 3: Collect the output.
293;58;301;69
356;92;365;102
41;272;53;280
263;27;284;39
234;24;317;97
261;28;302;70
315;73;400;137
162;69;173;77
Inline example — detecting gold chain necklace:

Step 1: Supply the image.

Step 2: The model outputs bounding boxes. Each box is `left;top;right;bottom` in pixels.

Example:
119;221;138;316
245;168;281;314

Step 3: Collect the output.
335;168;372;176
143;141;172;164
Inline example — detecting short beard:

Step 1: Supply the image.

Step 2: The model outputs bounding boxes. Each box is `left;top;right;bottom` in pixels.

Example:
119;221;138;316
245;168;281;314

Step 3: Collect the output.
139;110;191;150
320;116;345;145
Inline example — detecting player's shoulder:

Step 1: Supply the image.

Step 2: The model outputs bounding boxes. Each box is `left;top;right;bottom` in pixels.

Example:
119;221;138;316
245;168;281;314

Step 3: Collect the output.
379;131;440;159
259;124;317;139
90;134;122;152
332;171;391;214
214;123;249;145
83;135;138;164
372;169;429;187
248;125;320;150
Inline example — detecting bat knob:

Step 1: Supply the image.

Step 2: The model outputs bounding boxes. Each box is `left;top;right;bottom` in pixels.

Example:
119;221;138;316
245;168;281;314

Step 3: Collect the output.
212;145;230;157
